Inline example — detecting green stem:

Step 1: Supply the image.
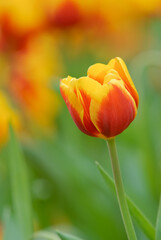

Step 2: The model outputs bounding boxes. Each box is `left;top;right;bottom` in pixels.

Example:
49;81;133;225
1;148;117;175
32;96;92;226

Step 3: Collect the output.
107;138;137;240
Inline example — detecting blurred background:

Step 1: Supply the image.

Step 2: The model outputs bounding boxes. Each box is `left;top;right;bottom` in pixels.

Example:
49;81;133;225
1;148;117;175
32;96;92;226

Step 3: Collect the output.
1;0;161;239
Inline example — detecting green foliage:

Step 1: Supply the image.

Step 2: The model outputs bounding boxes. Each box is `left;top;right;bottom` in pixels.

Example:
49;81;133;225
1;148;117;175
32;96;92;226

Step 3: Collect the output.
96;162;155;240
6;124;33;240
3;208;22;240
56;231;84;240
33;231;59;240
33;230;84;240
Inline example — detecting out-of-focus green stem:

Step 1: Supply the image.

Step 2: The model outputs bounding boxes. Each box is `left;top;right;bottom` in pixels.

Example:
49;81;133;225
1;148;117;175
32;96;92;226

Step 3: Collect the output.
107;138;137;240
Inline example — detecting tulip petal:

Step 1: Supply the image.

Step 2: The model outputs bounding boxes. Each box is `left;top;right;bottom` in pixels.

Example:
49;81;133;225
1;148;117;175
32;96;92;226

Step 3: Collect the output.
76;76;109;102
104;69;121;84
75;77;105;136
90;80;137;138
87;63;110;84
60;77;88;135
76;89;100;136
60;76;100;136
108;57;139;107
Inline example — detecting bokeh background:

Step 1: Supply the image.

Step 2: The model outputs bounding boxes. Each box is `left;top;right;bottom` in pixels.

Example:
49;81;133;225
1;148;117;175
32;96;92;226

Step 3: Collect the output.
1;0;161;239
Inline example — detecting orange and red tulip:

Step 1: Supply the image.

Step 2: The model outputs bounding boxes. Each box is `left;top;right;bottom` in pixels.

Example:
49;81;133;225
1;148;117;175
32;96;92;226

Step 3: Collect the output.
60;57;139;139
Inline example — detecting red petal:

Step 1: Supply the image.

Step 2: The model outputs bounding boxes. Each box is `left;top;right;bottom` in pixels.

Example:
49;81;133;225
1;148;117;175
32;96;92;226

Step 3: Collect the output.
96;84;136;138
60;86;94;136
79;89;99;136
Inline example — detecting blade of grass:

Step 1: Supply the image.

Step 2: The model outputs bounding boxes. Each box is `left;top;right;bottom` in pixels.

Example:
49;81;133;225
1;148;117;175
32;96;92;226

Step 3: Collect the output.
33;231;60;240
155;195;161;240
33;231;84;240
7;124;33;240
3;207;22;240
96;161;155;240
56;231;84;240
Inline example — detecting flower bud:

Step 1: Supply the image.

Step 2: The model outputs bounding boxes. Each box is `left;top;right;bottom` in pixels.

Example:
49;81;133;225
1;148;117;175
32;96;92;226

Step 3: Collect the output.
60;57;139;138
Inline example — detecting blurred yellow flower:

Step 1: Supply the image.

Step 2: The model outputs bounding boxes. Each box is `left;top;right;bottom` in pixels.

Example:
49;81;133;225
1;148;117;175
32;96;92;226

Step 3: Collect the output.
10;73;60;131
0;0;63;135
132;0;161;15
0;0;45;37
13;33;62;84
9;33;62;131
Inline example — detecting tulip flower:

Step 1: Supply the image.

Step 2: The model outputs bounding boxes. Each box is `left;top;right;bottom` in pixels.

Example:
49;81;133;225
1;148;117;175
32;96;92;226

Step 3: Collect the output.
0;0;45;39
51;0;82;29
9;33;61;131
60;57;139;139
60;57;139;240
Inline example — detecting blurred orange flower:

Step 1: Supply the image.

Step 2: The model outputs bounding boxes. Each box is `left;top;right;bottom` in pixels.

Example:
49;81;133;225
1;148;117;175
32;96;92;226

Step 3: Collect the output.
49;0;82;29
0;0;64;139
60;57;139;138
0;0;45;37
9;33;62;131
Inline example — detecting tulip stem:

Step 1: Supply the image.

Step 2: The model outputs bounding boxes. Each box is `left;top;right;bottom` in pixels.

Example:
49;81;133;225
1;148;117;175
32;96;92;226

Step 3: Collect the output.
107;138;137;240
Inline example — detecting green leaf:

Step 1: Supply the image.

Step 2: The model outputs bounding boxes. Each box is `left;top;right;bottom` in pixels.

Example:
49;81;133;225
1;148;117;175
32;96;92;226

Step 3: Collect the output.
3;207;22;240
33;231;84;240
33;231;60;240
96;161;155;240
24;139;126;239
155;195;161;240
56;231;84;240
7;124;33;240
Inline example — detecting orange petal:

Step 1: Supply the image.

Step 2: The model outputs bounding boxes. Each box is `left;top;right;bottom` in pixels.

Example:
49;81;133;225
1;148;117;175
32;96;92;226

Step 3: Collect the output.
76;89;100;136
108;57;139;107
